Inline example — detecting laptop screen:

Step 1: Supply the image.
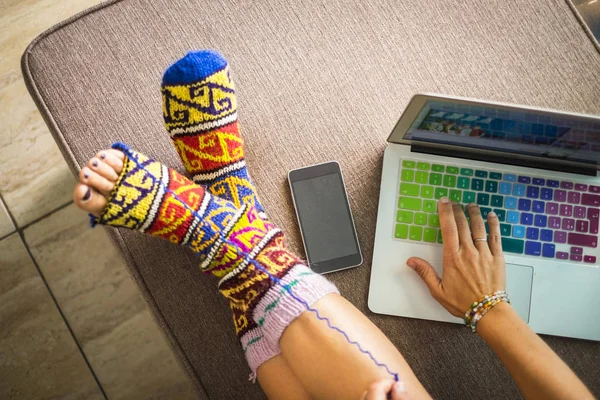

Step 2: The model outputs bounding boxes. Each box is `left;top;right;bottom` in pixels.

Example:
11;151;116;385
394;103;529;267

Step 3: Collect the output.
404;98;600;168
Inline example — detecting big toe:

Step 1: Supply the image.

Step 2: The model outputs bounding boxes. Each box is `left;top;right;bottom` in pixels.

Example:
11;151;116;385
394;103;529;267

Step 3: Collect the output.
73;183;107;217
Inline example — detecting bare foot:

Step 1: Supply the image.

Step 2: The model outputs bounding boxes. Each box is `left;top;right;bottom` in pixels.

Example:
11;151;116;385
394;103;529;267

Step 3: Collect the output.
73;149;125;216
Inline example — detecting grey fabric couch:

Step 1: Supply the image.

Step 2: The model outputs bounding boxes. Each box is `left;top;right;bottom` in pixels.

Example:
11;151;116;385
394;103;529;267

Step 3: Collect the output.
22;0;600;398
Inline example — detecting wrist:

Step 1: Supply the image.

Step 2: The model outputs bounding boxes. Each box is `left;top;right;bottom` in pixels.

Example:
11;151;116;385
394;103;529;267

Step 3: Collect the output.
475;301;514;338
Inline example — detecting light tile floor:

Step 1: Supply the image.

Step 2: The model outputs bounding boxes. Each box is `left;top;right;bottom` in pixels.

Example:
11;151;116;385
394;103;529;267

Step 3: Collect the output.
0;1;195;398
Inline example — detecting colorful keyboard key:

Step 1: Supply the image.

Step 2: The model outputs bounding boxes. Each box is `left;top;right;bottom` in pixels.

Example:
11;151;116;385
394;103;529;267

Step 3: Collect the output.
457;177;470;189
400;183;420;196
463;191;476;203
540;188;553;200
449;190;462;203
399;197;422;211
554;231;567;243
460;168;473;176
477;193;490;206
518;199;531;211
561;181;574;190
429;173;442;186
525;241;541;256
490;172;502;180
532;201;544;213
501;237;524;253
556;251;569;260
532;178;545;185
526;186;539;199
570;254;582;262
431;164;444;172
475;170;488;178
402;160;415;168
554;190;567;202
546;202;558;215
503;174;517;182
540;229;553;242
542;243;555;258
521;213;533;225
421;186;434;199
546;180;560;188
512;184;526;197
415;213;427;226
494;209;506;222
574;206;586;219
480;207;492;219
584;255;597;263
575;184;588;191
409;226;423;241
568;192;581;204
491;195;504;208
581;193;600;207
513;225;525;238
446;166;459;174
518;176;531;184
434;188;448;199
395;224;408;239
428;214;440;227
505;197;517;209
567;233;598;248
500;224;512;236
560;204;572;217
443;175;457;188
507;211;520;223
417;162;430;170
423;200;437;213
401;169;415;182
423;228;437;243
471;179;484;191
534;215;547;227
548;217;561;229
415;171;428;184
499;182;511;195
485;181;498;193
397;210;414;223
526;227;539;240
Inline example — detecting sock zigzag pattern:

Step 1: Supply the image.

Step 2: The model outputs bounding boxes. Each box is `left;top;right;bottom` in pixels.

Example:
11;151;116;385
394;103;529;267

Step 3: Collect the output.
162;50;265;217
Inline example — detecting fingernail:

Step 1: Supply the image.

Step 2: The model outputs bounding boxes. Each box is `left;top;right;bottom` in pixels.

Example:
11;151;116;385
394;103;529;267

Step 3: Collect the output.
488;211;496;217
82;188;91;201
407;261;416;268
394;381;406;393
100;152;106;159
92;159;98;167
440;197;450;203
83;169;89;179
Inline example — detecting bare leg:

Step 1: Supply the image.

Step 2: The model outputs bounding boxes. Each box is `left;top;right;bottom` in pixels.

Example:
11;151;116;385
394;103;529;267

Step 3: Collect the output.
278;294;430;400
257;355;312;400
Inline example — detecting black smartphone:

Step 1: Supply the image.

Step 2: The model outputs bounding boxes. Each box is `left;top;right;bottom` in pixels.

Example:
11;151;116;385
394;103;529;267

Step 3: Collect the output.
288;161;362;274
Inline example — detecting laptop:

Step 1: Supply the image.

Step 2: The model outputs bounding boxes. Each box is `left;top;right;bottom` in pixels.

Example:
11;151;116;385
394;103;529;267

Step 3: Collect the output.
369;94;600;341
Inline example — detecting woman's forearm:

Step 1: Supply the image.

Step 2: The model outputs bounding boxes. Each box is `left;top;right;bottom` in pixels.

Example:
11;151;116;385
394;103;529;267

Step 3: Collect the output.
477;302;593;400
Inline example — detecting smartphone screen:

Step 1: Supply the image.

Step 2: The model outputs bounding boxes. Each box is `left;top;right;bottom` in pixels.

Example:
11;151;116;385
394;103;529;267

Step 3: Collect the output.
289;162;362;274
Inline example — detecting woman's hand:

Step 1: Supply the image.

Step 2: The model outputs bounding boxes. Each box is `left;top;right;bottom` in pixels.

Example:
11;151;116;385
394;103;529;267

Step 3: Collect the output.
407;197;506;317
360;379;410;400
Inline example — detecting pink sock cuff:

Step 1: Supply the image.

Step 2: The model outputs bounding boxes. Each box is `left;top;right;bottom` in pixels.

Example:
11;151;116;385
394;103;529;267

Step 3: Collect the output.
253;264;339;347
240;327;280;381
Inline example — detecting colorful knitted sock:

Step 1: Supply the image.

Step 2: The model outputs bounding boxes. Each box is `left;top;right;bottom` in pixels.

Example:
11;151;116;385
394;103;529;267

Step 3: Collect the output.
92;143;338;377
161;50;265;218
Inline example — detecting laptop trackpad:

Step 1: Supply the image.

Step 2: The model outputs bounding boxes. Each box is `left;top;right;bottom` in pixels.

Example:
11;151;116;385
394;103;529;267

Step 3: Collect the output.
505;263;534;323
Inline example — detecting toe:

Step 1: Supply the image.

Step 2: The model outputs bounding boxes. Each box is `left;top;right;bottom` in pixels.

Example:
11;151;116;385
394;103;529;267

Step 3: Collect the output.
73;183;107;217
88;156;119;182
97;149;125;176
79;167;115;197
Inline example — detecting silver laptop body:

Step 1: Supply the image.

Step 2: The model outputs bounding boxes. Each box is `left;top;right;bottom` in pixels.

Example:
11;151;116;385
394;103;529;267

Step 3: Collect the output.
369;94;600;341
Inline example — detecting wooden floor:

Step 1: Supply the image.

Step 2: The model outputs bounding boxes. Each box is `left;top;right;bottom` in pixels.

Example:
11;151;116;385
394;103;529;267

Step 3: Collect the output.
0;1;195;398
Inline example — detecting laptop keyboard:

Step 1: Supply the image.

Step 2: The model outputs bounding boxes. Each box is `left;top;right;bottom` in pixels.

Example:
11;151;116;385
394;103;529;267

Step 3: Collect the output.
395;159;599;264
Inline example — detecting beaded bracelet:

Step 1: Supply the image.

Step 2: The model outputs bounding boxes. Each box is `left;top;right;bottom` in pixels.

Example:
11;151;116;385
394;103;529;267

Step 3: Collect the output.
464;291;510;333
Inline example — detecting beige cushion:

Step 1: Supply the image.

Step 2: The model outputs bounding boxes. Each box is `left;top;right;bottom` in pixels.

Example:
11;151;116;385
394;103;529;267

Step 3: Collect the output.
23;0;600;398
